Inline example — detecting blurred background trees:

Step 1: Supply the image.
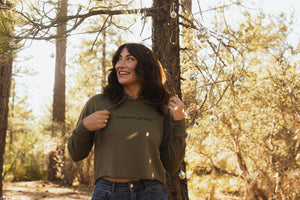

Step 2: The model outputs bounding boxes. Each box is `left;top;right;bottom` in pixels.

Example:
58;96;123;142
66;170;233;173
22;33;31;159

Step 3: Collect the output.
183;10;300;199
1;0;299;199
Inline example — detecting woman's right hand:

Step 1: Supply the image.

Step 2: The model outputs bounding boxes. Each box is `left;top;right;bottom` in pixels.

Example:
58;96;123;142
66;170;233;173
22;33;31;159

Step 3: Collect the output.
83;109;110;131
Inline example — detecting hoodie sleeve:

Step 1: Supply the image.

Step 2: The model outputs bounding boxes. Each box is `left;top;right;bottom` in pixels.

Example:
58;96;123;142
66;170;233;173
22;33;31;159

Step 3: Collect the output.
160;116;187;174
67;100;95;162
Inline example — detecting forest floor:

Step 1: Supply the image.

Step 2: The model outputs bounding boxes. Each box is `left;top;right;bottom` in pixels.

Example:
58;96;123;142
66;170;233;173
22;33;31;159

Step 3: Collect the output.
2;180;93;200
3;180;240;200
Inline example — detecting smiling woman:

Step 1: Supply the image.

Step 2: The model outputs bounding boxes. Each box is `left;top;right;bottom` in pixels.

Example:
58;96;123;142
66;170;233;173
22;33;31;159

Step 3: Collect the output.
67;43;187;200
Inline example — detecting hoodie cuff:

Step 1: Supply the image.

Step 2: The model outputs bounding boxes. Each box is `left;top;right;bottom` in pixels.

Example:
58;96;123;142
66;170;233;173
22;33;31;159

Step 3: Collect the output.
173;119;186;136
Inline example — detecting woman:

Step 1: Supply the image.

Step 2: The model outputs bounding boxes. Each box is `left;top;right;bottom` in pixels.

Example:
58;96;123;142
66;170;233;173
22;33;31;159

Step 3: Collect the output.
68;43;186;200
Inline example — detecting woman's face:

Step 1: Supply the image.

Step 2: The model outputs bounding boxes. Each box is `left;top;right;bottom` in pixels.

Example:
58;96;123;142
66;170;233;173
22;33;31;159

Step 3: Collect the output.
115;47;140;92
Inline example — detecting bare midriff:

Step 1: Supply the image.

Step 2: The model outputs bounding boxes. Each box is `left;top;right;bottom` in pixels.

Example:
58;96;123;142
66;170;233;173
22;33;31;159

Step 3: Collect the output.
103;176;140;183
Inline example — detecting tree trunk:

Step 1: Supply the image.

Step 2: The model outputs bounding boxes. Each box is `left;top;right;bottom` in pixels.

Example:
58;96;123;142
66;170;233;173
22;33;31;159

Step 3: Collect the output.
0;45;13;199
152;0;188;199
48;0;68;181
52;0;67;126
152;0;181;95
101;30;107;90
0;2;14;196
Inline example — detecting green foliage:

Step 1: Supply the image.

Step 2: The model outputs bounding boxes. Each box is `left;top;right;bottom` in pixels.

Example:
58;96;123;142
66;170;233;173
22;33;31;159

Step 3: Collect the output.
0;7;14;64
6;160;47;181
4;122;49;181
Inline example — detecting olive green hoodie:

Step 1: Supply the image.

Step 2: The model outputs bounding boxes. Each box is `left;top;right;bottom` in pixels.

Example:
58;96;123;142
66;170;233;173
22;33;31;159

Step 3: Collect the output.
68;94;186;184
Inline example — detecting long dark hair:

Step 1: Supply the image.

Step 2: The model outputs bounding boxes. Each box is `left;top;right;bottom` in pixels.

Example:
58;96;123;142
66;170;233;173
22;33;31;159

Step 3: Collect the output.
103;43;170;114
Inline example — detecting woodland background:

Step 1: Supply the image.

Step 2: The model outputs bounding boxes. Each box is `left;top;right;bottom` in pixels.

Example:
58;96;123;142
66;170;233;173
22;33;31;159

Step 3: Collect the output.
0;0;300;199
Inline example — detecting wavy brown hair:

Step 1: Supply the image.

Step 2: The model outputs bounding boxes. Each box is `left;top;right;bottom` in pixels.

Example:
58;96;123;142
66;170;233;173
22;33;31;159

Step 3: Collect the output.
103;43;170;114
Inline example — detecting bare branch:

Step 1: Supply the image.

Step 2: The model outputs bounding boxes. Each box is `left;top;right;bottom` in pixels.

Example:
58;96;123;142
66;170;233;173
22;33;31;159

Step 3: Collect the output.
90;15;112;51
4;5;159;40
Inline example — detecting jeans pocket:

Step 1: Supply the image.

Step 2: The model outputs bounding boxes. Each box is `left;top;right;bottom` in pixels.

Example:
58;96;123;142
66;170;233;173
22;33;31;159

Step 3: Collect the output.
142;181;167;200
91;184;111;200
147;181;165;193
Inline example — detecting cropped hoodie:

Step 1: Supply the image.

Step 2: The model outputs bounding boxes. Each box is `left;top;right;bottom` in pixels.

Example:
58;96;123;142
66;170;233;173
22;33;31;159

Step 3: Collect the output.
67;94;187;184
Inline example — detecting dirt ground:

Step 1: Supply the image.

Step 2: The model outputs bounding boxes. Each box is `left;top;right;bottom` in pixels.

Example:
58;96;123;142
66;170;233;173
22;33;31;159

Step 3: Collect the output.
3;180;93;200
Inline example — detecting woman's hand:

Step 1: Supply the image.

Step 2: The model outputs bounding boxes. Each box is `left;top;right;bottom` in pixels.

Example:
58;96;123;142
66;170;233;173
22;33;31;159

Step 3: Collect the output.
168;96;185;121
83;109;110;131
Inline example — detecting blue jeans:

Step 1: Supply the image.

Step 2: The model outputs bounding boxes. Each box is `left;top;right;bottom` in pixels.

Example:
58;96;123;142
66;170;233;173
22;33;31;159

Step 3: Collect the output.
91;179;167;200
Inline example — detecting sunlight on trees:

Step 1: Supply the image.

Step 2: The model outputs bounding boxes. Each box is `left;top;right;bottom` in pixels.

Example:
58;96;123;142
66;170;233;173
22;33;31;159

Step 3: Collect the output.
182;9;300;199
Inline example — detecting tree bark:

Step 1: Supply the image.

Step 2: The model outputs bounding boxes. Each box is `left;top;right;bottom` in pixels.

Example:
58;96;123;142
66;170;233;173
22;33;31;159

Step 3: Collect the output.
101;30;107;90
48;0;68;181
0;47;13;199
152;0;188;199
52;0;67;126
0;1;14;196
152;0;180;96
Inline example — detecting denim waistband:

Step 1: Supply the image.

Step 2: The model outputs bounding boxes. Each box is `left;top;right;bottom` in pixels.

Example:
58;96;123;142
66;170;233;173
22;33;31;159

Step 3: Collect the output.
95;178;161;192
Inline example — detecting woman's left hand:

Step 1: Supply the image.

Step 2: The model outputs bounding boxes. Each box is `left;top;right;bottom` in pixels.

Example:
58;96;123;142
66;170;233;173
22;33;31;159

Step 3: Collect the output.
168;96;185;121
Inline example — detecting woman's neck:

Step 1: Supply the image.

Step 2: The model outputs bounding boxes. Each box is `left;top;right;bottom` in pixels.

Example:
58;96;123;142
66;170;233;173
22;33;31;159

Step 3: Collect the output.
124;86;140;99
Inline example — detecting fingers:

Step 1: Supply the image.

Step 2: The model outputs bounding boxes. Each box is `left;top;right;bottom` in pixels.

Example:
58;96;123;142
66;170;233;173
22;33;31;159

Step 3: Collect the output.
95;110;110;119
168;96;183;110
96;109;110;124
168;96;185;121
83;109;110;131
102;109;110;115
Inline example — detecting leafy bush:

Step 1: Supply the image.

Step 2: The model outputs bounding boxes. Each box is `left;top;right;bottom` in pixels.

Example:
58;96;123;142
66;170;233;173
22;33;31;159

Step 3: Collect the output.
7;160;47;181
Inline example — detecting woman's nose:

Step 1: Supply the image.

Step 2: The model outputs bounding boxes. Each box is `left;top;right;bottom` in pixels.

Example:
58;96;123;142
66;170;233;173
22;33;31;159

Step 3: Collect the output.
116;59;125;68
